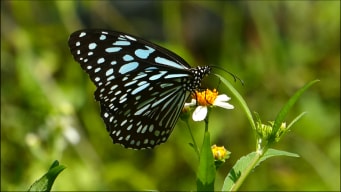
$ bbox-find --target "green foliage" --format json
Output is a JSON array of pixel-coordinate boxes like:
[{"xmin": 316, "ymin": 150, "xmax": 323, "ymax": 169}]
[
  {"xmin": 191, "ymin": 79, "xmax": 316, "ymax": 191},
  {"xmin": 214, "ymin": 73, "xmax": 256, "ymax": 130},
  {"xmin": 222, "ymin": 149, "xmax": 299, "ymax": 191},
  {"xmin": 271, "ymin": 80, "xmax": 320, "ymax": 144},
  {"xmin": 28, "ymin": 160, "xmax": 65, "ymax": 192}
]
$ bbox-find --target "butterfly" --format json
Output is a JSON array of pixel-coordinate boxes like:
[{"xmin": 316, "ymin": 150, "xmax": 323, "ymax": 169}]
[{"xmin": 68, "ymin": 29, "xmax": 211, "ymax": 149}]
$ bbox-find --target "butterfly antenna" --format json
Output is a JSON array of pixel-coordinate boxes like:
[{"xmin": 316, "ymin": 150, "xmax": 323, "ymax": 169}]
[{"xmin": 210, "ymin": 65, "xmax": 244, "ymax": 85}]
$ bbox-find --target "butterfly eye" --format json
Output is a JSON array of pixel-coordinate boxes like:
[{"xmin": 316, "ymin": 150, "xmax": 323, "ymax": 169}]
[{"xmin": 68, "ymin": 29, "xmax": 210, "ymax": 149}]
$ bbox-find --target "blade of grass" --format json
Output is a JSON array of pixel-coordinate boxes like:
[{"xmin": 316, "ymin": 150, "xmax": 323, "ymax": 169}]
[{"xmin": 270, "ymin": 79, "xmax": 320, "ymax": 143}]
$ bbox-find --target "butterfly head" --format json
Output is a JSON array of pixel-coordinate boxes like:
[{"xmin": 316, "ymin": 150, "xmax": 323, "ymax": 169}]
[{"xmin": 188, "ymin": 66, "xmax": 211, "ymax": 91}]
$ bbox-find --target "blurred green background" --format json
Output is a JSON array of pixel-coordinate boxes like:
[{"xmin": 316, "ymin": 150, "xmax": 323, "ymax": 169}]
[{"xmin": 1, "ymin": 1, "xmax": 339, "ymax": 191}]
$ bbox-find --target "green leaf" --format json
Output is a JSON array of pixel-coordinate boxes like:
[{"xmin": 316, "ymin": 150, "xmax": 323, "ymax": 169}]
[
  {"xmin": 222, "ymin": 152, "xmax": 257, "ymax": 191},
  {"xmin": 271, "ymin": 80, "xmax": 320, "ymax": 142},
  {"xmin": 287, "ymin": 112, "xmax": 307, "ymax": 129},
  {"xmin": 260, "ymin": 148, "xmax": 300, "ymax": 162},
  {"xmin": 28, "ymin": 160, "xmax": 66, "ymax": 192},
  {"xmin": 197, "ymin": 132, "xmax": 216, "ymax": 191},
  {"xmin": 222, "ymin": 148, "xmax": 299, "ymax": 191},
  {"xmin": 213, "ymin": 73, "xmax": 256, "ymax": 130}
]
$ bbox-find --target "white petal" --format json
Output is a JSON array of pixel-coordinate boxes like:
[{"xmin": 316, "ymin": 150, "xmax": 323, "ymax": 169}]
[
  {"xmin": 214, "ymin": 101, "xmax": 234, "ymax": 109},
  {"xmin": 184, "ymin": 99, "xmax": 196, "ymax": 107},
  {"xmin": 213, "ymin": 94, "xmax": 234, "ymax": 109},
  {"xmin": 215, "ymin": 94, "xmax": 231, "ymax": 102},
  {"xmin": 192, "ymin": 106, "xmax": 208, "ymax": 121}
]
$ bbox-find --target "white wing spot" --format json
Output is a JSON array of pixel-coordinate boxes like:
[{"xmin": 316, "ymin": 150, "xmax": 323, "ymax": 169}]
[
  {"xmin": 89, "ymin": 43, "xmax": 97, "ymax": 50},
  {"xmin": 79, "ymin": 32, "xmax": 86, "ymax": 37},
  {"xmin": 110, "ymin": 85, "xmax": 118, "ymax": 90},
  {"xmin": 99, "ymin": 34, "xmax": 106, "ymax": 40},
  {"xmin": 141, "ymin": 125, "xmax": 148, "ymax": 134},
  {"xmin": 116, "ymin": 130, "xmax": 121, "ymax": 136},
  {"xmin": 121, "ymin": 119, "xmax": 127, "ymax": 126},
  {"xmin": 97, "ymin": 58, "xmax": 105, "ymax": 64},
  {"xmin": 136, "ymin": 125, "xmax": 143, "ymax": 133},
  {"xmin": 106, "ymin": 68, "xmax": 114, "ymax": 76},
  {"xmin": 94, "ymin": 67, "xmax": 101, "ymax": 73},
  {"xmin": 114, "ymin": 90, "xmax": 122, "ymax": 95},
  {"xmin": 107, "ymin": 75, "xmax": 115, "ymax": 81},
  {"xmin": 124, "ymin": 35, "xmax": 136, "ymax": 41},
  {"xmin": 127, "ymin": 124, "xmax": 133, "ymax": 131}
]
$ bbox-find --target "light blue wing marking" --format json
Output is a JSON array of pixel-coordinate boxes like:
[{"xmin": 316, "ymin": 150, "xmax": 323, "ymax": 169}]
[
  {"xmin": 119, "ymin": 62, "xmax": 139, "ymax": 74},
  {"xmin": 105, "ymin": 47, "xmax": 122, "ymax": 53},
  {"xmin": 132, "ymin": 82, "xmax": 150, "ymax": 95},
  {"xmin": 135, "ymin": 46, "xmax": 155, "ymax": 59},
  {"xmin": 164, "ymin": 74, "xmax": 189, "ymax": 79},
  {"xmin": 149, "ymin": 71, "xmax": 167, "ymax": 80},
  {"xmin": 113, "ymin": 40, "xmax": 131, "ymax": 46},
  {"xmin": 89, "ymin": 43, "xmax": 97, "ymax": 50},
  {"xmin": 123, "ymin": 54, "xmax": 134, "ymax": 61},
  {"xmin": 154, "ymin": 56, "xmax": 187, "ymax": 70}
]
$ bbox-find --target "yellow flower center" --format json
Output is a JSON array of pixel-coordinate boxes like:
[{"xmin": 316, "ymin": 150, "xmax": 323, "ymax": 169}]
[{"xmin": 192, "ymin": 89, "xmax": 219, "ymax": 106}]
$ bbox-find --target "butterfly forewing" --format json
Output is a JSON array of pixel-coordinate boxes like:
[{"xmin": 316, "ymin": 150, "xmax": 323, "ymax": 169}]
[{"xmin": 68, "ymin": 29, "xmax": 210, "ymax": 149}]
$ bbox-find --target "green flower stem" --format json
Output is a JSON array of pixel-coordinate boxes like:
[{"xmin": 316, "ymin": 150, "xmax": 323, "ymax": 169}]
[
  {"xmin": 204, "ymin": 109, "xmax": 210, "ymax": 133},
  {"xmin": 186, "ymin": 120, "xmax": 200, "ymax": 158}
]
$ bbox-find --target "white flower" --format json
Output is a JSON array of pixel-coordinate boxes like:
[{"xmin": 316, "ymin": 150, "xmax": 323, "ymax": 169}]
[{"xmin": 185, "ymin": 89, "xmax": 234, "ymax": 121}]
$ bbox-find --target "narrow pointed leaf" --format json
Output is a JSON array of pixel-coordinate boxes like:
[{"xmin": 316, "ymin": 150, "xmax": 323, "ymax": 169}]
[
  {"xmin": 271, "ymin": 80, "xmax": 319, "ymax": 141},
  {"xmin": 28, "ymin": 160, "xmax": 66, "ymax": 192},
  {"xmin": 214, "ymin": 73, "xmax": 256, "ymax": 130},
  {"xmin": 197, "ymin": 132, "xmax": 216, "ymax": 191}
]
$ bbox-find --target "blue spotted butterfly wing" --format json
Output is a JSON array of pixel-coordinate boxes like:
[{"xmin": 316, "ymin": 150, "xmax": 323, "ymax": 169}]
[{"xmin": 68, "ymin": 29, "xmax": 210, "ymax": 149}]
